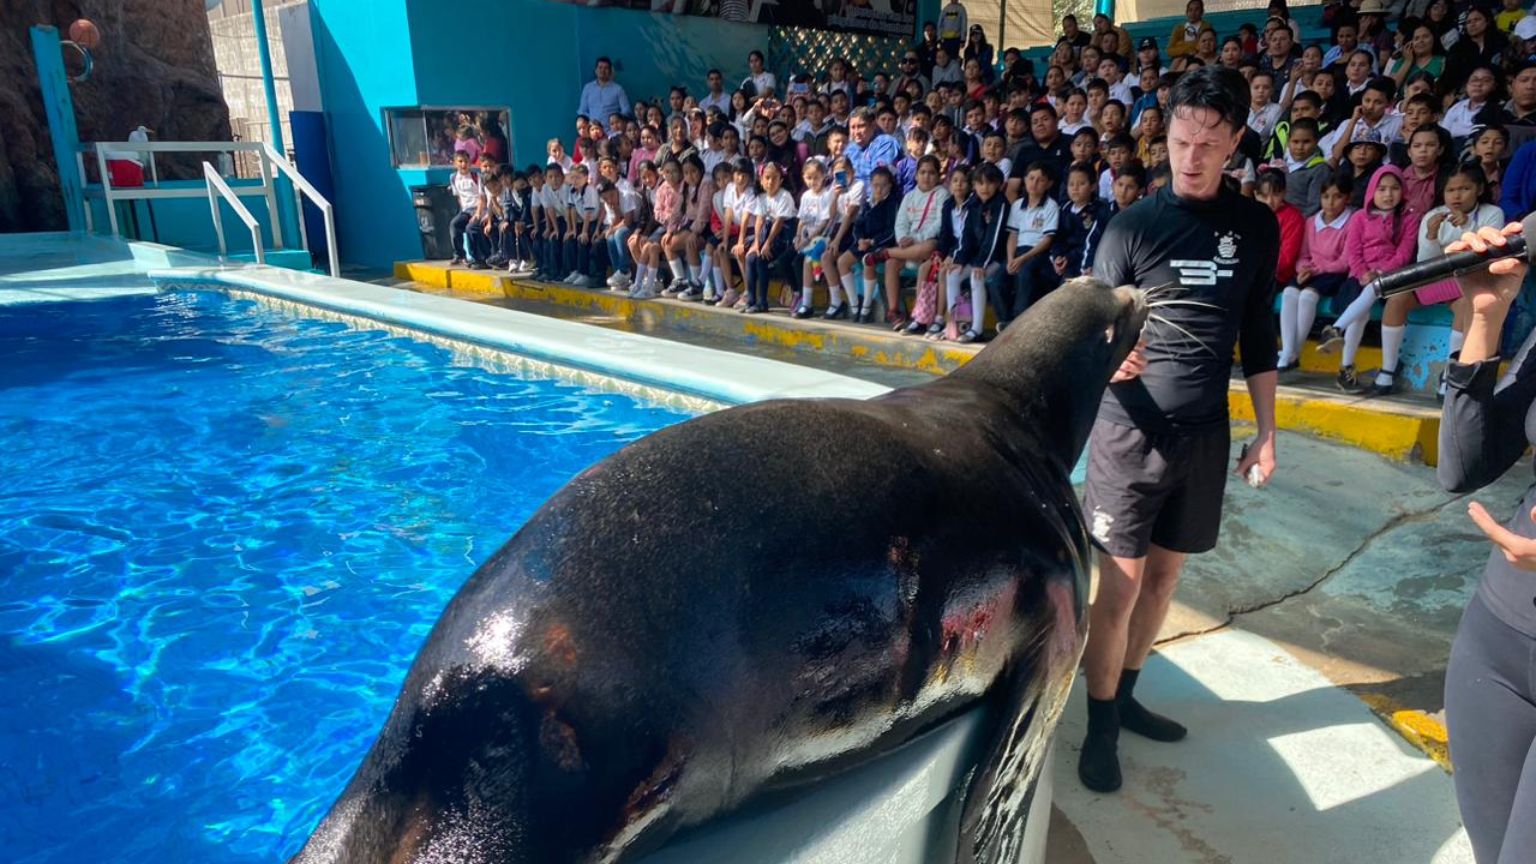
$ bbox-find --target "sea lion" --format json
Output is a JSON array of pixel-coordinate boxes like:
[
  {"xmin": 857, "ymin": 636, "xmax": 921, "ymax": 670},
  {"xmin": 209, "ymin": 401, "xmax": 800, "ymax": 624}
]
[{"xmin": 288, "ymin": 278, "xmax": 1148, "ymax": 864}]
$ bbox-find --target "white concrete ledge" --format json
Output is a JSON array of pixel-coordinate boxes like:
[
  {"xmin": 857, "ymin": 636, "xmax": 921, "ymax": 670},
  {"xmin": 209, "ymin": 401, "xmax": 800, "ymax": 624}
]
[{"xmin": 147, "ymin": 264, "xmax": 891, "ymax": 406}]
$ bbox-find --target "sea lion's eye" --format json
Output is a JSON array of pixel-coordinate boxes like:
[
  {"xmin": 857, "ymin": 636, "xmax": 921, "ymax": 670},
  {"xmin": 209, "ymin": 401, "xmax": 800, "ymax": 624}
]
[{"xmin": 1104, "ymin": 324, "xmax": 1116, "ymax": 344}]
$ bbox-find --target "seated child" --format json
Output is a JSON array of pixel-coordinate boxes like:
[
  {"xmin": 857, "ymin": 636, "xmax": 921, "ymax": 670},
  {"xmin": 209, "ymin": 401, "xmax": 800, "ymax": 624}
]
[
  {"xmin": 1278, "ymin": 175, "xmax": 1355, "ymax": 373},
  {"xmin": 999, "ymin": 161, "xmax": 1061, "ymax": 327}
]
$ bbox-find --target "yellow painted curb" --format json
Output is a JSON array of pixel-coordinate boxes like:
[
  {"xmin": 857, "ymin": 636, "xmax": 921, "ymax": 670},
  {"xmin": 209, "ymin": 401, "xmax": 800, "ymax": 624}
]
[
  {"xmin": 1298, "ymin": 341, "xmax": 1383, "ymax": 375},
  {"xmin": 396, "ymin": 259, "xmax": 1443, "ymax": 465},
  {"xmin": 1229, "ymin": 386, "xmax": 1439, "ymax": 466},
  {"xmin": 393, "ymin": 261, "xmax": 449, "ymax": 289},
  {"xmin": 445, "ymin": 269, "xmax": 510, "ymax": 297},
  {"xmin": 1359, "ymin": 695, "xmax": 1452, "ymax": 771}
]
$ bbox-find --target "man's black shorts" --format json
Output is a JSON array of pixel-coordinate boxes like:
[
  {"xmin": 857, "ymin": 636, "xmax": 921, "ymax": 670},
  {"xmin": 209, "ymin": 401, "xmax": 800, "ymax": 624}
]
[{"xmin": 1081, "ymin": 419, "xmax": 1231, "ymax": 559}]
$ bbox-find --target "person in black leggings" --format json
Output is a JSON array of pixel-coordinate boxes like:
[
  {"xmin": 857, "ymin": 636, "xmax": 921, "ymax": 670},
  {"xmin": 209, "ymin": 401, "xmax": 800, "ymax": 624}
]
[{"xmin": 1436, "ymin": 221, "xmax": 1536, "ymax": 864}]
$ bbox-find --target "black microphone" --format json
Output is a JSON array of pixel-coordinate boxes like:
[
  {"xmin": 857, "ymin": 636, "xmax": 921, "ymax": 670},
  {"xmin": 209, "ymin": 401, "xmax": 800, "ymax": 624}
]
[{"xmin": 1367, "ymin": 218, "xmax": 1532, "ymax": 300}]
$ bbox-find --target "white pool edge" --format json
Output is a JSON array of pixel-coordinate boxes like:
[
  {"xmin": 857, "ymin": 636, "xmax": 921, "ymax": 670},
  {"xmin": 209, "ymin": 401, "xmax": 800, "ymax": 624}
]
[{"xmin": 147, "ymin": 264, "xmax": 891, "ymax": 406}]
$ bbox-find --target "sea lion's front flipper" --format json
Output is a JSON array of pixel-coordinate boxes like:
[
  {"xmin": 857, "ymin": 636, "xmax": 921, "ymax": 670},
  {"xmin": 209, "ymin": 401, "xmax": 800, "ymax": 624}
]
[{"xmin": 953, "ymin": 536, "xmax": 1088, "ymax": 863}]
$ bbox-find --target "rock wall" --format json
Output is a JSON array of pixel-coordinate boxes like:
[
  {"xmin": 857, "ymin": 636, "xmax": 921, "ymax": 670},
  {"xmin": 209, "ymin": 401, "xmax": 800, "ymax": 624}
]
[{"xmin": 0, "ymin": 0, "xmax": 232, "ymax": 232}]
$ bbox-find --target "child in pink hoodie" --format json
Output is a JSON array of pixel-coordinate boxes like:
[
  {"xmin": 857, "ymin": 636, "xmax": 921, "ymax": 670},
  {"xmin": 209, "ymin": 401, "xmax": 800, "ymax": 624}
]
[
  {"xmin": 1278, "ymin": 176, "xmax": 1356, "ymax": 374},
  {"xmin": 1319, "ymin": 164, "xmax": 1420, "ymax": 394}
]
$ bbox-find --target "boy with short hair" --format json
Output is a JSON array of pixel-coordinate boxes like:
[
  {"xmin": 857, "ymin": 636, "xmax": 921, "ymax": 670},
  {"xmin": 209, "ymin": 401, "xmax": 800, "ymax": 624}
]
[
  {"xmin": 1109, "ymin": 162, "xmax": 1146, "ymax": 214},
  {"xmin": 1279, "ymin": 118, "xmax": 1329, "ymax": 216},
  {"xmin": 448, "ymin": 152, "xmax": 489, "ymax": 268},
  {"xmin": 1098, "ymin": 134, "xmax": 1136, "ymax": 200}
]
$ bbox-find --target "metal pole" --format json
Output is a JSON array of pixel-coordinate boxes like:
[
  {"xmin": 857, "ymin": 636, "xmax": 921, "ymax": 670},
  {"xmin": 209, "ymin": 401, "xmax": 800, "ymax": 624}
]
[
  {"xmin": 250, "ymin": 0, "xmax": 298, "ymax": 248},
  {"xmin": 30, "ymin": 26, "xmax": 85, "ymax": 231}
]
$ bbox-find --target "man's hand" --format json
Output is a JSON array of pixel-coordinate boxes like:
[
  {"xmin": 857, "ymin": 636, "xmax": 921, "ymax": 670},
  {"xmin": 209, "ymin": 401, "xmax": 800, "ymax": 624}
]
[
  {"xmin": 1110, "ymin": 340, "xmax": 1148, "ymax": 383},
  {"xmin": 1467, "ymin": 501, "xmax": 1536, "ymax": 571},
  {"xmin": 1234, "ymin": 429, "xmax": 1277, "ymax": 487}
]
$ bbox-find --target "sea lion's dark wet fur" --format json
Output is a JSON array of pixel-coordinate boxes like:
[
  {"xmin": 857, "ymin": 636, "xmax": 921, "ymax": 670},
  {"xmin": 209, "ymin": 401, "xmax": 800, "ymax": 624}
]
[{"xmin": 290, "ymin": 279, "xmax": 1148, "ymax": 864}]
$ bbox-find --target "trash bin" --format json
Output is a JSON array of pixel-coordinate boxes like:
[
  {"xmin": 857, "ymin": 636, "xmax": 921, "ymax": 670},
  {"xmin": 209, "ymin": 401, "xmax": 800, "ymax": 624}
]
[{"xmin": 412, "ymin": 185, "xmax": 458, "ymax": 260}]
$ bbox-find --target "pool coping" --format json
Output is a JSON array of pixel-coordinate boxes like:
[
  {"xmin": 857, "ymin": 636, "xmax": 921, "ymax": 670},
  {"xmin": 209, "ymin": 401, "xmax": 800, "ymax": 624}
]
[{"xmin": 146, "ymin": 263, "xmax": 891, "ymax": 407}]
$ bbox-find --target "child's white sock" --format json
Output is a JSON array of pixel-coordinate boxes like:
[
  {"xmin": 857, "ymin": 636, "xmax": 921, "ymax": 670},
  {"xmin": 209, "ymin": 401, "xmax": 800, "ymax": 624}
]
[
  {"xmin": 945, "ymin": 269, "xmax": 965, "ymax": 311},
  {"xmin": 1379, "ymin": 324, "xmax": 1406, "ymax": 385},
  {"xmin": 688, "ymin": 261, "xmax": 702, "ymax": 284},
  {"xmin": 861, "ymin": 275, "xmax": 878, "ymax": 312},
  {"xmin": 712, "ymin": 265, "xmax": 725, "ymax": 294},
  {"xmin": 668, "ymin": 258, "xmax": 686, "ymax": 284},
  {"xmin": 1342, "ymin": 317, "xmax": 1367, "ymax": 367},
  {"xmin": 840, "ymin": 272, "xmax": 857, "ymax": 306},
  {"xmin": 1333, "ymin": 283, "xmax": 1379, "ymax": 332},
  {"xmin": 801, "ymin": 283, "xmax": 815, "ymax": 307},
  {"xmin": 1279, "ymin": 286, "xmax": 1300, "ymax": 365},
  {"xmin": 1297, "ymin": 289, "xmax": 1321, "ymax": 350},
  {"xmin": 636, "ymin": 264, "xmax": 650, "ymax": 287},
  {"xmin": 969, "ymin": 270, "xmax": 987, "ymax": 330}
]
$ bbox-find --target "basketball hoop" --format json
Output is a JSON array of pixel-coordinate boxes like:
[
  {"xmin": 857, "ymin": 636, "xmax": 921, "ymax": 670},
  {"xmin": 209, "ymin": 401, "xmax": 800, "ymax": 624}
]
[{"xmin": 60, "ymin": 39, "xmax": 93, "ymax": 83}]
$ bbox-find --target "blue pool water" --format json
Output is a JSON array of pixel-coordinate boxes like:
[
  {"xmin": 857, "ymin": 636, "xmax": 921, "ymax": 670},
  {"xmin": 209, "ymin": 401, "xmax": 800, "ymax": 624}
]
[{"xmin": 0, "ymin": 291, "xmax": 695, "ymax": 863}]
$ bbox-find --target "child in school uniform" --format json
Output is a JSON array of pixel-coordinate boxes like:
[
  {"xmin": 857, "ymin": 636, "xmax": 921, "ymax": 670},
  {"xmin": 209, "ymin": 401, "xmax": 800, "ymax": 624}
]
[
  {"xmin": 702, "ymin": 162, "xmax": 732, "ymax": 304},
  {"xmin": 1278, "ymin": 176, "xmax": 1356, "ymax": 374},
  {"xmin": 1000, "ymin": 161, "xmax": 1061, "ymax": 327},
  {"xmin": 949, "ymin": 162, "xmax": 1009, "ymax": 343},
  {"xmin": 743, "ymin": 161, "xmax": 799, "ymax": 314},
  {"xmin": 720, "ymin": 158, "xmax": 759, "ymax": 309},
  {"xmin": 449, "ymin": 152, "xmax": 489, "ymax": 268},
  {"xmin": 821, "ymin": 155, "xmax": 867, "ymax": 319},
  {"xmin": 1317, "ymin": 164, "xmax": 1421, "ymax": 394},
  {"xmin": 916, "ymin": 166, "xmax": 974, "ymax": 339},
  {"xmin": 536, "ymin": 163, "xmax": 567, "ymax": 281},
  {"xmin": 881, "ymin": 154, "xmax": 950, "ymax": 331},
  {"xmin": 672, "ymin": 156, "xmax": 713, "ymax": 301},
  {"xmin": 792, "ymin": 158, "xmax": 839, "ymax": 318},
  {"xmin": 839, "ymin": 167, "xmax": 900, "ymax": 324},
  {"xmin": 1255, "ymin": 168, "xmax": 1305, "ymax": 294},
  {"xmin": 1052, "ymin": 162, "xmax": 1111, "ymax": 280},
  {"xmin": 562, "ymin": 164, "xmax": 602, "ymax": 287},
  {"xmin": 497, "ymin": 169, "xmax": 534, "ymax": 274},
  {"xmin": 525, "ymin": 165, "xmax": 546, "ymax": 275}
]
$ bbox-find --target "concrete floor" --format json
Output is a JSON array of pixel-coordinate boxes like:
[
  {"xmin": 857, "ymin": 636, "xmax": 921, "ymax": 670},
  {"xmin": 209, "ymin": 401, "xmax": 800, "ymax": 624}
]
[{"xmin": 1043, "ymin": 430, "xmax": 1532, "ymax": 863}]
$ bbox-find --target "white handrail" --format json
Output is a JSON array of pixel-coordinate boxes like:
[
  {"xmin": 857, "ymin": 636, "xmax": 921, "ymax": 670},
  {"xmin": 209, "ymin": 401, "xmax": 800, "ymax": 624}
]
[
  {"xmin": 203, "ymin": 162, "xmax": 264, "ymax": 267},
  {"xmin": 260, "ymin": 142, "xmax": 340, "ymax": 278}
]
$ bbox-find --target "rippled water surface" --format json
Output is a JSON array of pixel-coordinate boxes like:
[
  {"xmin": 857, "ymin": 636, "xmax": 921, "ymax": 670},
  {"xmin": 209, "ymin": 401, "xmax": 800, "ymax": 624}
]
[{"xmin": 0, "ymin": 291, "xmax": 694, "ymax": 863}]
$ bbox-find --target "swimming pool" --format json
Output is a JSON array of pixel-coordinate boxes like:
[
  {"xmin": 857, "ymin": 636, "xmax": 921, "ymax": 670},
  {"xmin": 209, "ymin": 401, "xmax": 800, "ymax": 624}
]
[{"xmin": 0, "ymin": 290, "xmax": 696, "ymax": 863}]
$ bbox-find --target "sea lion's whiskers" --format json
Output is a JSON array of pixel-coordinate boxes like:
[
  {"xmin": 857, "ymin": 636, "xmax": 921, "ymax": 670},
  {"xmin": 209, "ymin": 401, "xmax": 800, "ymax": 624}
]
[
  {"xmin": 1146, "ymin": 312, "xmax": 1219, "ymax": 358},
  {"xmin": 1148, "ymin": 298, "xmax": 1225, "ymax": 312}
]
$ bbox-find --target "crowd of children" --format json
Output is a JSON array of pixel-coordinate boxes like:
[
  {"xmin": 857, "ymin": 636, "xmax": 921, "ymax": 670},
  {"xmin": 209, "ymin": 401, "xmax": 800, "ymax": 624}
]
[{"xmin": 441, "ymin": 0, "xmax": 1536, "ymax": 380}]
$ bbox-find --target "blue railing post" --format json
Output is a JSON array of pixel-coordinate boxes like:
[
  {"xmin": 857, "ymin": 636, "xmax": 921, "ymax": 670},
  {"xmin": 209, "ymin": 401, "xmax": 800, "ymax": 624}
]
[
  {"xmin": 30, "ymin": 26, "xmax": 86, "ymax": 232},
  {"xmin": 251, "ymin": 0, "xmax": 299, "ymax": 251},
  {"xmin": 1096, "ymin": 0, "xmax": 1116, "ymax": 19}
]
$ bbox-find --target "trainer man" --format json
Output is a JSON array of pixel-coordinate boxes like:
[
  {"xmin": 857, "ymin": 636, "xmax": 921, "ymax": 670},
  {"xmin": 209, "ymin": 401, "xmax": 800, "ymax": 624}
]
[{"xmin": 1078, "ymin": 65, "xmax": 1280, "ymax": 792}]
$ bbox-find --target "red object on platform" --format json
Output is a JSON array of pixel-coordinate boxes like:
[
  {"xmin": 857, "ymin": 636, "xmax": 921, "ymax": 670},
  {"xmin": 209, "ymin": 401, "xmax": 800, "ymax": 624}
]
[{"xmin": 107, "ymin": 160, "xmax": 143, "ymax": 187}]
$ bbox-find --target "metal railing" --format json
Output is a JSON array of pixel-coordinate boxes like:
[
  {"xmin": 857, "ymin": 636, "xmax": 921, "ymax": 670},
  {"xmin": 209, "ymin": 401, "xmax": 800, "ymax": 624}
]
[
  {"xmin": 203, "ymin": 162, "xmax": 265, "ymax": 267},
  {"xmin": 260, "ymin": 142, "xmax": 339, "ymax": 277},
  {"xmin": 79, "ymin": 139, "xmax": 341, "ymax": 275}
]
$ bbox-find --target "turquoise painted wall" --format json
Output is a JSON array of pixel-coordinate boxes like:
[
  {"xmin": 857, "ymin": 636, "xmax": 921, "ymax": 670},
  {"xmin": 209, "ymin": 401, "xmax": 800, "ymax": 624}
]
[
  {"xmin": 309, "ymin": 0, "xmax": 420, "ymax": 269},
  {"xmin": 311, "ymin": 0, "xmax": 915, "ymax": 268}
]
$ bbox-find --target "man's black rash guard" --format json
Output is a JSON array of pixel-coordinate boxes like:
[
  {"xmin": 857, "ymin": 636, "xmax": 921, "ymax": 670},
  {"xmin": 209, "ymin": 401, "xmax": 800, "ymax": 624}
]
[{"xmin": 1093, "ymin": 185, "xmax": 1280, "ymax": 433}]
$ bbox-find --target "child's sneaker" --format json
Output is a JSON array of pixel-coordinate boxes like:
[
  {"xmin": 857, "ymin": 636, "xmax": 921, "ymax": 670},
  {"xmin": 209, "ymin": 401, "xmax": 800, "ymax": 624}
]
[
  {"xmin": 1336, "ymin": 364, "xmax": 1364, "ymax": 394},
  {"xmin": 450, "ymin": 255, "xmax": 465, "ymax": 266},
  {"xmin": 1315, "ymin": 325, "xmax": 1343, "ymax": 354},
  {"xmin": 606, "ymin": 272, "xmax": 625, "ymax": 288},
  {"xmin": 680, "ymin": 283, "xmax": 703, "ymax": 301}
]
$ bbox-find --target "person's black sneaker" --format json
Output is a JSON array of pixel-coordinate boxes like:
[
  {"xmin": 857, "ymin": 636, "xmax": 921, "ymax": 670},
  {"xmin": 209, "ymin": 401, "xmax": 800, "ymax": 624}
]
[{"xmin": 1078, "ymin": 731, "xmax": 1122, "ymax": 793}]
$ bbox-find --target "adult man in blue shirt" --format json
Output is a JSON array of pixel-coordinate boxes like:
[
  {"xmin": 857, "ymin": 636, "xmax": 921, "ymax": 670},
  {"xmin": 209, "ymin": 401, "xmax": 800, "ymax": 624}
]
[
  {"xmin": 577, "ymin": 57, "xmax": 631, "ymax": 123},
  {"xmin": 844, "ymin": 107, "xmax": 901, "ymax": 201}
]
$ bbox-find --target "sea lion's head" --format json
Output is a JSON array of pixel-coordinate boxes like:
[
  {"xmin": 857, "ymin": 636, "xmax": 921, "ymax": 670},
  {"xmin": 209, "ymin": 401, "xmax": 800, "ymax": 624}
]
[{"xmin": 954, "ymin": 277, "xmax": 1147, "ymax": 466}]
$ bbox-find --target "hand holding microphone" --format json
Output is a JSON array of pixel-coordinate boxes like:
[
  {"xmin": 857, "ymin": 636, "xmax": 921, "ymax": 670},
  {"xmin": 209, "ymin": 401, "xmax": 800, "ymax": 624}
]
[{"xmin": 1366, "ymin": 219, "xmax": 1529, "ymax": 302}]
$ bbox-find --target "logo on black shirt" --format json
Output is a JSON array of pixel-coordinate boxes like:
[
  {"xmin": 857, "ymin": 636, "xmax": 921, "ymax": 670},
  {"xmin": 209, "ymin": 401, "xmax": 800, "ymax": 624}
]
[{"xmin": 1215, "ymin": 231, "xmax": 1240, "ymax": 265}]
